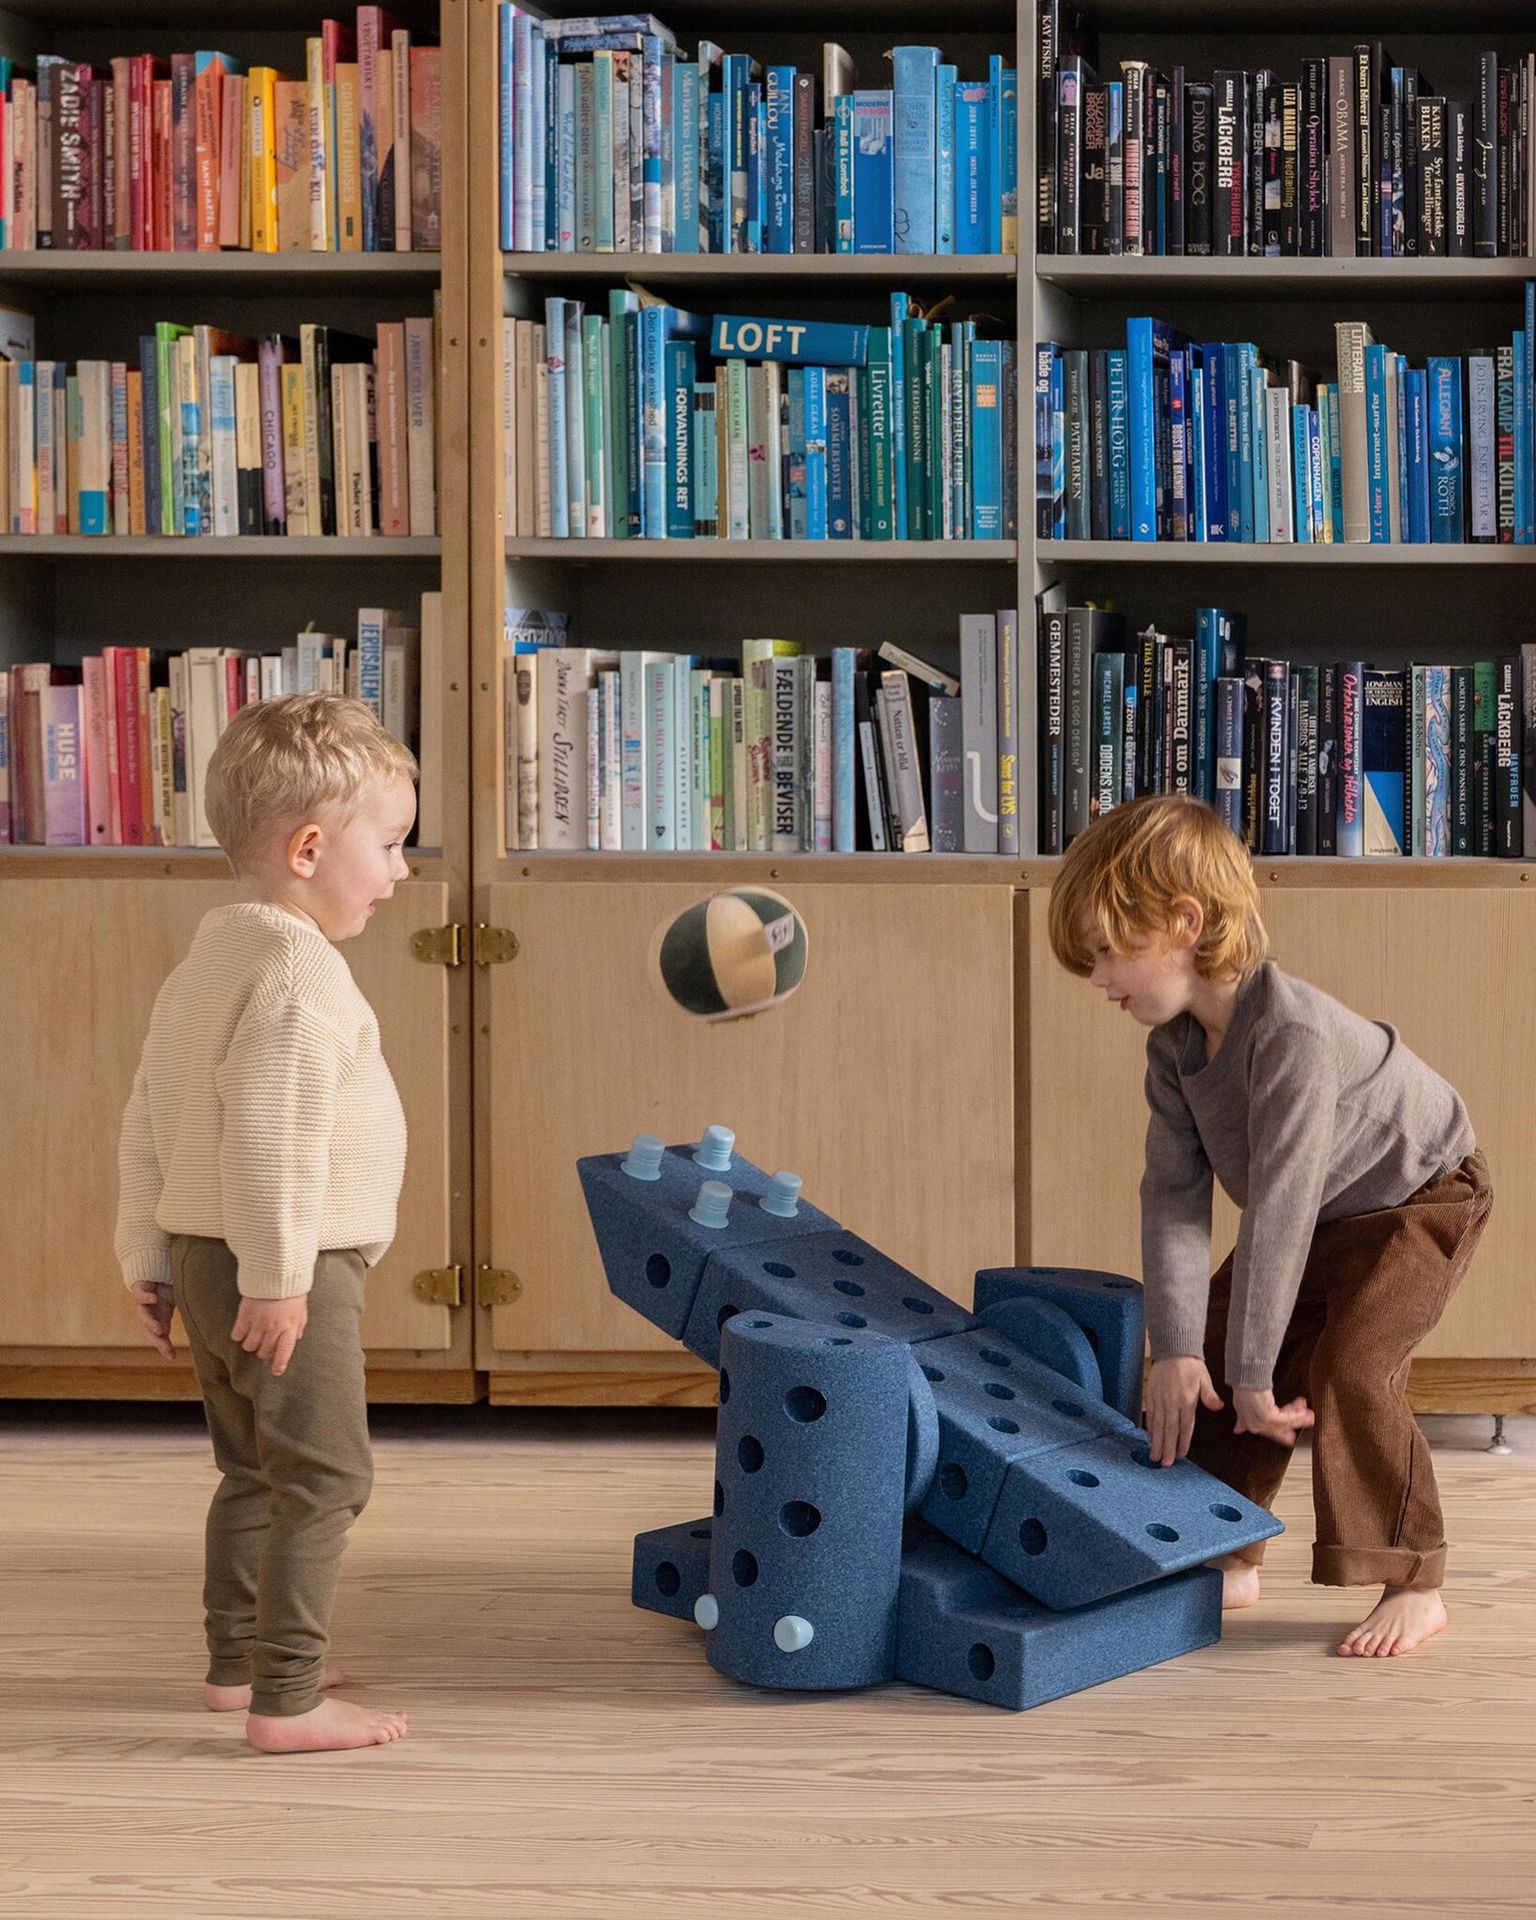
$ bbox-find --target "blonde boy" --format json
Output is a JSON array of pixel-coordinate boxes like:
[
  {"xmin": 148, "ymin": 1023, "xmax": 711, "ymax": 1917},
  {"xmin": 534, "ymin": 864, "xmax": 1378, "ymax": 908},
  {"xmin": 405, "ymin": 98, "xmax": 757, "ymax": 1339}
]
[
  {"xmin": 115, "ymin": 693, "xmax": 417, "ymax": 1752},
  {"xmin": 1048, "ymin": 795, "xmax": 1491, "ymax": 1658}
]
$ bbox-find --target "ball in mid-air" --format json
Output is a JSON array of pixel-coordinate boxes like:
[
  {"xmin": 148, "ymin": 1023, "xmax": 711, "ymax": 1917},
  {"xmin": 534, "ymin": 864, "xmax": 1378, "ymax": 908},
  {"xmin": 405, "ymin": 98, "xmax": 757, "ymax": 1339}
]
[{"xmin": 651, "ymin": 887, "xmax": 809, "ymax": 1022}]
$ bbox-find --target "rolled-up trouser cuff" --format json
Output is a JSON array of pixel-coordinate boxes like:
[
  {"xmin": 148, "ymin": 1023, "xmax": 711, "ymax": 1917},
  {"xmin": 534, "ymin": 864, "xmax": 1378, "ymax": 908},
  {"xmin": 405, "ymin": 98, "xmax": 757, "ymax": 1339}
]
[
  {"xmin": 250, "ymin": 1686, "xmax": 324, "ymax": 1718},
  {"xmin": 205, "ymin": 1657, "xmax": 253, "ymax": 1687},
  {"xmin": 1313, "ymin": 1543, "xmax": 1446, "ymax": 1590}
]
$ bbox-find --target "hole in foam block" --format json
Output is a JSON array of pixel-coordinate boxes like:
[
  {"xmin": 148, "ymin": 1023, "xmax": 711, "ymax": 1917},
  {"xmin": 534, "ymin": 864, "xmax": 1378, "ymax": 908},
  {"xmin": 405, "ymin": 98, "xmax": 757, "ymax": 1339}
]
[
  {"xmin": 836, "ymin": 1312, "xmax": 867, "ymax": 1329},
  {"xmin": 902, "ymin": 1297, "xmax": 934, "ymax": 1315},
  {"xmin": 784, "ymin": 1385, "xmax": 827, "ymax": 1424},
  {"xmin": 988, "ymin": 1416, "xmax": 1019, "ymax": 1434},
  {"xmin": 719, "ymin": 1369, "xmax": 731, "ymax": 1405},
  {"xmin": 833, "ymin": 1278, "xmax": 865, "ymax": 1297},
  {"xmin": 921, "ymin": 1365, "xmax": 945, "ymax": 1383},
  {"xmin": 646, "ymin": 1254, "xmax": 671, "ymax": 1289},
  {"xmin": 823, "ymin": 1337, "xmax": 852, "ymax": 1346},
  {"xmin": 764, "ymin": 1262, "xmax": 796, "ymax": 1279},
  {"xmin": 984, "ymin": 1382, "xmax": 1016, "ymax": 1401},
  {"xmin": 967, "ymin": 1643, "xmax": 996, "ymax": 1682},
  {"xmin": 733, "ymin": 1549, "xmax": 759, "ymax": 1587},
  {"xmin": 1052, "ymin": 1399, "xmax": 1085, "ymax": 1418},
  {"xmin": 713, "ymin": 1481, "xmax": 724, "ymax": 1516},
  {"xmin": 1210, "ymin": 1503, "xmax": 1243, "ymax": 1523},
  {"xmin": 690, "ymin": 1527, "xmax": 712, "ymax": 1539},
  {"xmin": 738, "ymin": 1435, "xmax": 765, "ymax": 1473},
  {"xmin": 1147, "ymin": 1523, "xmax": 1180, "ymax": 1542},
  {"xmin": 939, "ymin": 1462, "xmax": 969, "ymax": 1500},
  {"xmin": 655, "ymin": 1562, "xmax": 681, "ymax": 1597},
  {"xmin": 779, "ymin": 1501, "xmax": 821, "ymax": 1537},
  {"xmin": 833, "ymin": 1249, "xmax": 864, "ymax": 1267},
  {"xmin": 1017, "ymin": 1519, "xmax": 1048, "ymax": 1556},
  {"xmin": 979, "ymin": 1348, "xmax": 1011, "ymax": 1367},
  {"xmin": 1067, "ymin": 1469, "xmax": 1100, "ymax": 1487},
  {"xmin": 716, "ymin": 1302, "xmax": 741, "ymax": 1331}
]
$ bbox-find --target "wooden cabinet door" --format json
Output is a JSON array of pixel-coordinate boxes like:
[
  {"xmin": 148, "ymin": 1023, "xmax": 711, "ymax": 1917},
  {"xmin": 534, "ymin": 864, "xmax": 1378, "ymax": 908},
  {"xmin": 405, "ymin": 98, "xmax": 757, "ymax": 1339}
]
[
  {"xmin": 0, "ymin": 879, "xmax": 457, "ymax": 1359},
  {"xmin": 480, "ymin": 880, "xmax": 1018, "ymax": 1362},
  {"xmin": 1025, "ymin": 887, "xmax": 1536, "ymax": 1359}
]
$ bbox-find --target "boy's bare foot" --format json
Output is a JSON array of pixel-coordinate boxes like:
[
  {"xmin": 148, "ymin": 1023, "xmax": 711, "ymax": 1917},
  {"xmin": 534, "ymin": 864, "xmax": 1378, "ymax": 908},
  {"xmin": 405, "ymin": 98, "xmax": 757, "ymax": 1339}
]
[
  {"xmin": 1208, "ymin": 1552, "xmax": 1262, "ymax": 1609},
  {"xmin": 203, "ymin": 1663, "xmax": 345, "ymax": 1712},
  {"xmin": 246, "ymin": 1695, "xmax": 408, "ymax": 1753},
  {"xmin": 1337, "ymin": 1586, "xmax": 1447, "ymax": 1657}
]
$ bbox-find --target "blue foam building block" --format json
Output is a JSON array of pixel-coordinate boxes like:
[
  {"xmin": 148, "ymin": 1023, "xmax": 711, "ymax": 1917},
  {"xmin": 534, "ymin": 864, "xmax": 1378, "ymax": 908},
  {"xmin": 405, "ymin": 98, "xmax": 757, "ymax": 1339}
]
[
  {"xmin": 975, "ymin": 1266, "xmax": 1147, "ymax": 1425},
  {"xmin": 976, "ymin": 1296, "xmax": 1103, "ymax": 1400},
  {"xmin": 895, "ymin": 1527, "xmax": 1223, "ymax": 1710},
  {"xmin": 578, "ymin": 1140, "xmax": 838, "ymax": 1343},
  {"xmin": 914, "ymin": 1326, "xmax": 1139, "ymax": 1554},
  {"xmin": 702, "ymin": 1312, "xmax": 909, "ymax": 1690},
  {"xmin": 980, "ymin": 1430, "xmax": 1284, "ymax": 1609},
  {"xmin": 633, "ymin": 1517, "xmax": 716, "ymax": 1621},
  {"xmin": 684, "ymin": 1228, "xmax": 975, "ymax": 1372}
]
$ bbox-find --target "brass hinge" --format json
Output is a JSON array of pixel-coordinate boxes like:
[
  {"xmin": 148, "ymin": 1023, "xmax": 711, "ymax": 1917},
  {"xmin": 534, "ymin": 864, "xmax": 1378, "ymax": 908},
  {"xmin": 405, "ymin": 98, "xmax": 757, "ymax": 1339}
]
[
  {"xmin": 413, "ymin": 1265, "xmax": 463, "ymax": 1307},
  {"xmin": 474, "ymin": 924, "xmax": 519, "ymax": 966},
  {"xmin": 412, "ymin": 924, "xmax": 465, "ymax": 967},
  {"xmin": 476, "ymin": 1266, "xmax": 522, "ymax": 1308}
]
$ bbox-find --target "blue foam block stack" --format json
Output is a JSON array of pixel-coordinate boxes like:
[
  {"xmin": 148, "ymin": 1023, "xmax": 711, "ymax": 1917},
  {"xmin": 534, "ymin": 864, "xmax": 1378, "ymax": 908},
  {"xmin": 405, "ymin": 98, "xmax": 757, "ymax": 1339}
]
[
  {"xmin": 914, "ymin": 1326, "xmax": 1138, "ymax": 1554},
  {"xmin": 685, "ymin": 1228, "xmax": 975, "ymax": 1372},
  {"xmin": 702, "ymin": 1312, "xmax": 910, "ymax": 1690},
  {"xmin": 980, "ymin": 1431, "xmax": 1285, "ymax": 1609},
  {"xmin": 975, "ymin": 1266, "xmax": 1149, "ymax": 1426},
  {"xmin": 976, "ymin": 1296, "xmax": 1104, "ymax": 1400},
  {"xmin": 578, "ymin": 1134, "xmax": 836, "ymax": 1343},
  {"xmin": 896, "ymin": 1526, "xmax": 1223, "ymax": 1709},
  {"xmin": 632, "ymin": 1518, "xmax": 716, "ymax": 1622}
]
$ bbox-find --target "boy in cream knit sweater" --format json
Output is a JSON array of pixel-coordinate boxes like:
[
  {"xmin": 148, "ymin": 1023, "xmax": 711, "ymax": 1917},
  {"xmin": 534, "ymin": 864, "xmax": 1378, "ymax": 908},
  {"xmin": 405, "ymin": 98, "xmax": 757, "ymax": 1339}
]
[{"xmin": 115, "ymin": 693, "xmax": 417, "ymax": 1754}]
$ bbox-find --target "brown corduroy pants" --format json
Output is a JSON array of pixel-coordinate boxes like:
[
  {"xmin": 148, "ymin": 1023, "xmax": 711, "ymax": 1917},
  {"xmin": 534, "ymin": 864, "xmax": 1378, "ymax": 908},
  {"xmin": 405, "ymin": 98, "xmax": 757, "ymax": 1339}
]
[
  {"xmin": 171, "ymin": 1236, "xmax": 374, "ymax": 1717},
  {"xmin": 1185, "ymin": 1150, "xmax": 1492, "ymax": 1592}
]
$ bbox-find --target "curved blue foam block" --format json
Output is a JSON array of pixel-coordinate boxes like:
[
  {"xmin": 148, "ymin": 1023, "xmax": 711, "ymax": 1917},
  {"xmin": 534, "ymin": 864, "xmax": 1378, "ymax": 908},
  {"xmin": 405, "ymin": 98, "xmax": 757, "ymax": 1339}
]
[
  {"xmin": 704, "ymin": 1313, "xmax": 909, "ymax": 1691},
  {"xmin": 896, "ymin": 1527, "xmax": 1223, "ymax": 1710},
  {"xmin": 633, "ymin": 1517, "xmax": 716, "ymax": 1621},
  {"xmin": 684, "ymin": 1228, "xmax": 975, "ymax": 1372},
  {"xmin": 578, "ymin": 1141, "xmax": 838, "ymax": 1344},
  {"xmin": 974, "ymin": 1266, "xmax": 1147, "ymax": 1425},
  {"xmin": 980, "ymin": 1297, "xmax": 1103, "ymax": 1401},
  {"xmin": 913, "ymin": 1326, "xmax": 1139, "ymax": 1555},
  {"xmin": 903, "ymin": 1354, "xmax": 940, "ymax": 1512},
  {"xmin": 980, "ymin": 1430, "xmax": 1284, "ymax": 1610}
]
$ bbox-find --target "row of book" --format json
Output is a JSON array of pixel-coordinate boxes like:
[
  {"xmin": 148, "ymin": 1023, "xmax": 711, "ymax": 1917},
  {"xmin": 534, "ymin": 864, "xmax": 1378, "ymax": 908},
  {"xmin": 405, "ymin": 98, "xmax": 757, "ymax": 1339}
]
[
  {"xmin": 1033, "ymin": 598, "xmax": 1536, "ymax": 861},
  {"xmin": 1038, "ymin": 12, "xmax": 1536, "ymax": 260},
  {"xmin": 1038, "ymin": 290, "xmax": 1536, "ymax": 544},
  {"xmin": 501, "ymin": 616, "xmax": 999, "ymax": 854},
  {"xmin": 506, "ymin": 296, "xmax": 1015, "ymax": 541},
  {"xmin": 0, "ymin": 313, "xmax": 438, "ymax": 539},
  {"xmin": 500, "ymin": 11, "xmax": 1017, "ymax": 256},
  {"xmin": 0, "ymin": 14, "xmax": 442, "ymax": 253},
  {"xmin": 0, "ymin": 596, "xmax": 443, "ymax": 849}
]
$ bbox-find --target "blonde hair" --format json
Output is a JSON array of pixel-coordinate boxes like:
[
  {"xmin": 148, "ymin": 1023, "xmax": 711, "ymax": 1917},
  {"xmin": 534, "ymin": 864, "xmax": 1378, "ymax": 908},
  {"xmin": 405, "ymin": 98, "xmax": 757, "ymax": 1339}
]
[
  {"xmin": 1047, "ymin": 794, "xmax": 1267, "ymax": 982},
  {"xmin": 204, "ymin": 692, "xmax": 418, "ymax": 874}
]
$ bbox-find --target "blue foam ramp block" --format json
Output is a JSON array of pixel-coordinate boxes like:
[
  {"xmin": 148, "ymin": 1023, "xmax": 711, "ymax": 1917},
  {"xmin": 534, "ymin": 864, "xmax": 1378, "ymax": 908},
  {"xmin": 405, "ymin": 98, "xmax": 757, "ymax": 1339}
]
[
  {"xmin": 633, "ymin": 1517, "xmax": 716, "ymax": 1621},
  {"xmin": 980, "ymin": 1431, "xmax": 1284, "ymax": 1610},
  {"xmin": 683, "ymin": 1228, "xmax": 975, "ymax": 1373},
  {"xmin": 977, "ymin": 1296, "xmax": 1103, "ymax": 1400},
  {"xmin": 703, "ymin": 1313, "xmax": 908, "ymax": 1690},
  {"xmin": 895, "ymin": 1527, "xmax": 1223, "ymax": 1710},
  {"xmin": 579, "ymin": 1141, "xmax": 839, "ymax": 1344},
  {"xmin": 975, "ymin": 1266, "xmax": 1147, "ymax": 1425},
  {"xmin": 914, "ymin": 1326, "xmax": 1140, "ymax": 1555}
]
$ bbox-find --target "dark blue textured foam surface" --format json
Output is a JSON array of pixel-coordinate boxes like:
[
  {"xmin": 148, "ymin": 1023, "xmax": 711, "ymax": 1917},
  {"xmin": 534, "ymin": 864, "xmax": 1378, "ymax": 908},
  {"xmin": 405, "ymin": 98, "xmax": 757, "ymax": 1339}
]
[
  {"xmin": 974, "ymin": 1267, "xmax": 1148, "ymax": 1426},
  {"xmin": 632, "ymin": 1518, "xmax": 715, "ymax": 1621}
]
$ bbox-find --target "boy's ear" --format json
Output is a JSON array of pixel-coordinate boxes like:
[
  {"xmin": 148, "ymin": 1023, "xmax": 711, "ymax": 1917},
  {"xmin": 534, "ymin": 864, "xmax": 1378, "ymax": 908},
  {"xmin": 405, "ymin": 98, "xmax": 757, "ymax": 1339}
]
[
  {"xmin": 286, "ymin": 821, "xmax": 323, "ymax": 878},
  {"xmin": 1170, "ymin": 894, "xmax": 1205, "ymax": 949}
]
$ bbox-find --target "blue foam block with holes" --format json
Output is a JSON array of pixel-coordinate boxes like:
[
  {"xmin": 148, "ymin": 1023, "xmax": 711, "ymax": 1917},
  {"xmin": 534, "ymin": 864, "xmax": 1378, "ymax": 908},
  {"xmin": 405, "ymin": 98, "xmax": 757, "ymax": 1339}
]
[
  {"xmin": 578, "ymin": 1141, "xmax": 838, "ymax": 1343},
  {"xmin": 683, "ymin": 1229, "xmax": 975, "ymax": 1372},
  {"xmin": 973, "ymin": 1267, "xmax": 1148, "ymax": 1426},
  {"xmin": 895, "ymin": 1526, "xmax": 1223, "ymax": 1710},
  {"xmin": 703, "ymin": 1312, "xmax": 909, "ymax": 1690},
  {"xmin": 976, "ymin": 1297, "xmax": 1103, "ymax": 1400},
  {"xmin": 632, "ymin": 1517, "xmax": 716, "ymax": 1621},
  {"xmin": 914, "ymin": 1326, "xmax": 1139, "ymax": 1553},
  {"xmin": 980, "ymin": 1430, "xmax": 1284, "ymax": 1609}
]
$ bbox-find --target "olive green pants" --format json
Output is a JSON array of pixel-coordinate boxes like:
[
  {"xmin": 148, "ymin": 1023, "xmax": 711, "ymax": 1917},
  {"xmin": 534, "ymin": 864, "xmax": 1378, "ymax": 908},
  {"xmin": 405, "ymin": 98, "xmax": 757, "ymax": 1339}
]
[{"xmin": 171, "ymin": 1236, "xmax": 373, "ymax": 1717}]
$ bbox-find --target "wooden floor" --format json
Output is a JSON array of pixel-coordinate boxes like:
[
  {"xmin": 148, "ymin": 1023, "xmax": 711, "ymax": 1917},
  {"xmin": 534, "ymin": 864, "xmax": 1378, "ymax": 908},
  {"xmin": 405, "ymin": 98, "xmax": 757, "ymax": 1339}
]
[{"xmin": 2, "ymin": 1404, "xmax": 1534, "ymax": 1919}]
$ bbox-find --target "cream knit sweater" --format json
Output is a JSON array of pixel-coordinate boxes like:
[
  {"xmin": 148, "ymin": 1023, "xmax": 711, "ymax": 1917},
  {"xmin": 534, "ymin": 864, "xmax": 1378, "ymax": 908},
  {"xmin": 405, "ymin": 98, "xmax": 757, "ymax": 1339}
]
[{"xmin": 115, "ymin": 902, "xmax": 407, "ymax": 1300}]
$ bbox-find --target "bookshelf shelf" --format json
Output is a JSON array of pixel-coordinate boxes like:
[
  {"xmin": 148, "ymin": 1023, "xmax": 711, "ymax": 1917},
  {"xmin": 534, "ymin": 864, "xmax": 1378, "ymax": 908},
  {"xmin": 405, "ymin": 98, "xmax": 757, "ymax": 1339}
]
[
  {"xmin": 503, "ymin": 253, "xmax": 1017, "ymax": 287},
  {"xmin": 504, "ymin": 537, "xmax": 1018, "ymax": 563},
  {"xmin": 0, "ymin": 846, "xmax": 449, "ymax": 876},
  {"xmin": 1072, "ymin": 0, "xmax": 1533, "ymax": 25},
  {"xmin": 1038, "ymin": 541, "xmax": 1536, "ymax": 566},
  {"xmin": 0, "ymin": 536, "xmax": 442, "ymax": 558},
  {"xmin": 1037, "ymin": 258, "xmax": 1536, "ymax": 301},
  {"xmin": 0, "ymin": 254, "xmax": 443, "ymax": 293}
]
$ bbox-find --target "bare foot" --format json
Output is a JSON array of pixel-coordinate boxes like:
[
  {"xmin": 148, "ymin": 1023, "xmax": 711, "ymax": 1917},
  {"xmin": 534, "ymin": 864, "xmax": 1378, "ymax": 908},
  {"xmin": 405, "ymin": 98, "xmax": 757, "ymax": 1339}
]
[
  {"xmin": 246, "ymin": 1694, "xmax": 408, "ymax": 1754},
  {"xmin": 1207, "ymin": 1552, "xmax": 1262, "ymax": 1610},
  {"xmin": 203, "ymin": 1663, "xmax": 345, "ymax": 1712},
  {"xmin": 1337, "ymin": 1586, "xmax": 1447, "ymax": 1658}
]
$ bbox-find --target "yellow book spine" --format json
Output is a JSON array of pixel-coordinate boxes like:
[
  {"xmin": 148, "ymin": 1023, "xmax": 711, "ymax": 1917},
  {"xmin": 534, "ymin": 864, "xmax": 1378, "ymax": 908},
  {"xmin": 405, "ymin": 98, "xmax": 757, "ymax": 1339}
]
[
  {"xmin": 249, "ymin": 67, "xmax": 280, "ymax": 253},
  {"xmin": 281, "ymin": 362, "xmax": 309, "ymax": 536},
  {"xmin": 306, "ymin": 39, "xmax": 331, "ymax": 251},
  {"xmin": 336, "ymin": 63, "xmax": 362, "ymax": 252}
]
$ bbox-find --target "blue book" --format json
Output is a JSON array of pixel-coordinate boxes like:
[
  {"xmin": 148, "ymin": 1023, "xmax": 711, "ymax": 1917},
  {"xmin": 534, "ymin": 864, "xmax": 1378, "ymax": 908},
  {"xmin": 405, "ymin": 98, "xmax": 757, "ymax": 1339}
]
[
  {"xmin": 710, "ymin": 314, "xmax": 870, "ymax": 365},
  {"xmin": 1239, "ymin": 346, "xmax": 1260, "ymax": 543},
  {"xmin": 1308, "ymin": 405, "xmax": 1324, "ymax": 546},
  {"xmin": 1167, "ymin": 348, "xmax": 1190, "ymax": 539},
  {"xmin": 691, "ymin": 381, "xmax": 717, "ymax": 533},
  {"xmin": 892, "ymin": 46, "xmax": 938, "ymax": 253},
  {"xmin": 1365, "ymin": 343, "xmax": 1390, "ymax": 542},
  {"xmin": 832, "ymin": 646, "xmax": 856, "ymax": 851},
  {"xmin": 1406, "ymin": 367, "xmax": 1429, "ymax": 543},
  {"xmin": 745, "ymin": 80, "xmax": 763, "ymax": 252},
  {"xmin": 1034, "ymin": 341, "xmax": 1054, "ymax": 534},
  {"xmin": 673, "ymin": 63, "xmax": 699, "ymax": 252},
  {"xmin": 1193, "ymin": 609, "xmax": 1223, "ymax": 800},
  {"xmin": 564, "ymin": 301, "xmax": 587, "ymax": 534},
  {"xmin": 1000, "ymin": 66, "xmax": 1018, "ymax": 252},
  {"xmin": 666, "ymin": 341, "xmax": 694, "ymax": 537},
  {"xmin": 606, "ymin": 288, "xmax": 638, "ymax": 534},
  {"xmin": 1190, "ymin": 351, "xmax": 1208, "ymax": 540},
  {"xmin": 764, "ymin": 66, "xmax": 794, "ymax": 252},
  {"xmin": 498, "ymin": 4, "xmax": 516, "ymax": 248},
  {"xmin": 851, "ymin": 90, "xmax": 894, "ymax": 252},
  {"xmin": 1515, "ymin": 329, "xmax": 1532, "ymax": 543},
  {"xmin": 1125, "ymin": 315, "xmax": 1191, "ymax": 542},
  {"xmin": 889, "ymin": 291, "xmax": 909, "ymax": 537},
  {"xmin": 786, "ymin": 366, "xmax": 808, "ymax": 538},
  {"xmin": 543, "ymin": 44, "xmax": 562, "ymax": 247},
  {"xmin": 645, "ymin": 658, "xmax": 676, "ymax": 846},
  {"xmin": 1394, "ymin": 352, "xmax": 1411, "ymax": 544},
  {"xmin": 1214, "ymin": 676, "xmax": 1244, "ymax": 835},
  {"xmin": 935, "ymin": 65, "xmax": 957, "ymax": 252},
  {"xmin": 1427, "ymin": 356, "xmax": 1464, "ymax": 543},
  {"xmin": 706, "ymin": 87, "xmax": 724, "ymax": 251},
  {"xmin": 1105, "ymin": 349, "xmax": 1129, "ymax": 540},
  {"xmin": 826, "ymin": 369, "xmax": 854, "ymax": 537},
  {"xmin": 986, "ymin": 55, "xmax": 1005, "ymax": 252},
  {"xmin": 1361, "ymin": 667, "xmax": 1406, "ymax": 855},
  {"xmin": 1200, "ymin": 345, "xmax": 1227, "ymax": 542},
  {"xmin": 640, "ymin": 304, "xmax": 667, "ymax": 535},
  {"xmin": 803, "ymin": 365, "xmax": 829, "ymax": 538},
  {"xmin": 833, "ymin": 94, "xmax": 854, "ymax": 252},
  {"xmin": 954, "ymin": 81, "xmax": 988, "ymax": 253},
  {"xmin": 1326, "ymin": 384, "xmax": 1345, "ymax": 540},
  {"xmin": 1049, "ymin": 352, "xmax": 1065, "ymax": 540},
  {"xmin": 1293, "ymin": 403, "xmax": 1312, "ymax": 543},
  {"xmin": 969, "ymin": 336, "xmax": 1003, "ymax": 538}
]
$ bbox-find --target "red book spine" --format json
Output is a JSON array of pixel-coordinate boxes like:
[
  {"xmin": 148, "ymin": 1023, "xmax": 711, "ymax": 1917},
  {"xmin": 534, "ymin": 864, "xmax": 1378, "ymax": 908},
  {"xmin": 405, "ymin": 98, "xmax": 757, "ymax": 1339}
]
[
  {"xmin": 170, "ymin": 52, "xmax": 195, "ymax": 250},
  {"xmin": 107, "ymin": 646, "xmax": 143, "ymax": 844}
]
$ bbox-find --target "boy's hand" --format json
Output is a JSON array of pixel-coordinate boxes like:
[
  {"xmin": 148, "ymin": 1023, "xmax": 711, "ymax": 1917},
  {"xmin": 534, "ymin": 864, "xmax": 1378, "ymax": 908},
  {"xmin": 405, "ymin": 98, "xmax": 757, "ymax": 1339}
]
[
  {"xmin": 1233, "ymin": 1385, "xmax": 1315, "ymax": 1448},
  {"xmin": 1145, "ymin": 1355, "xmax": 1225, "ymax": 1466},
  {"xmin": 231, "ymin": 1295, "xmax": 309, "ymax": 1377},
  {"xmin": 130, "ymin": 1281, "xmax": 176, "ymax": 1360}
]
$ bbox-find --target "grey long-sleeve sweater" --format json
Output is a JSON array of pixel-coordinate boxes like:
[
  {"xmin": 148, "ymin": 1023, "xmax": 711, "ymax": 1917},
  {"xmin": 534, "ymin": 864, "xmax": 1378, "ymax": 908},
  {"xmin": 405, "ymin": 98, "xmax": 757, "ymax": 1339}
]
[{"xmin": 1140, "ymin": 960, "xmax": 1475, "ymax": 1389}]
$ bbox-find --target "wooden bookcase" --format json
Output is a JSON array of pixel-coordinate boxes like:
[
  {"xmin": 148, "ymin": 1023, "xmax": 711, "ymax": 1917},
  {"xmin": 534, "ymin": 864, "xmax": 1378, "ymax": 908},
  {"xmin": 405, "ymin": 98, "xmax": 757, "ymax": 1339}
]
[{"xmin": 1, "ymin": 0, "xmax": 1531, "ymax": 1419}]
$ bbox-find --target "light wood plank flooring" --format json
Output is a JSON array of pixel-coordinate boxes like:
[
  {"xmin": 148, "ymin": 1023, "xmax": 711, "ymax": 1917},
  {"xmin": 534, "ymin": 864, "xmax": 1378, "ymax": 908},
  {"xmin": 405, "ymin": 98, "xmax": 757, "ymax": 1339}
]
[{"xmin": 2, "ymin": 1405, "xmax": 1533, "ymax": 1918}]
